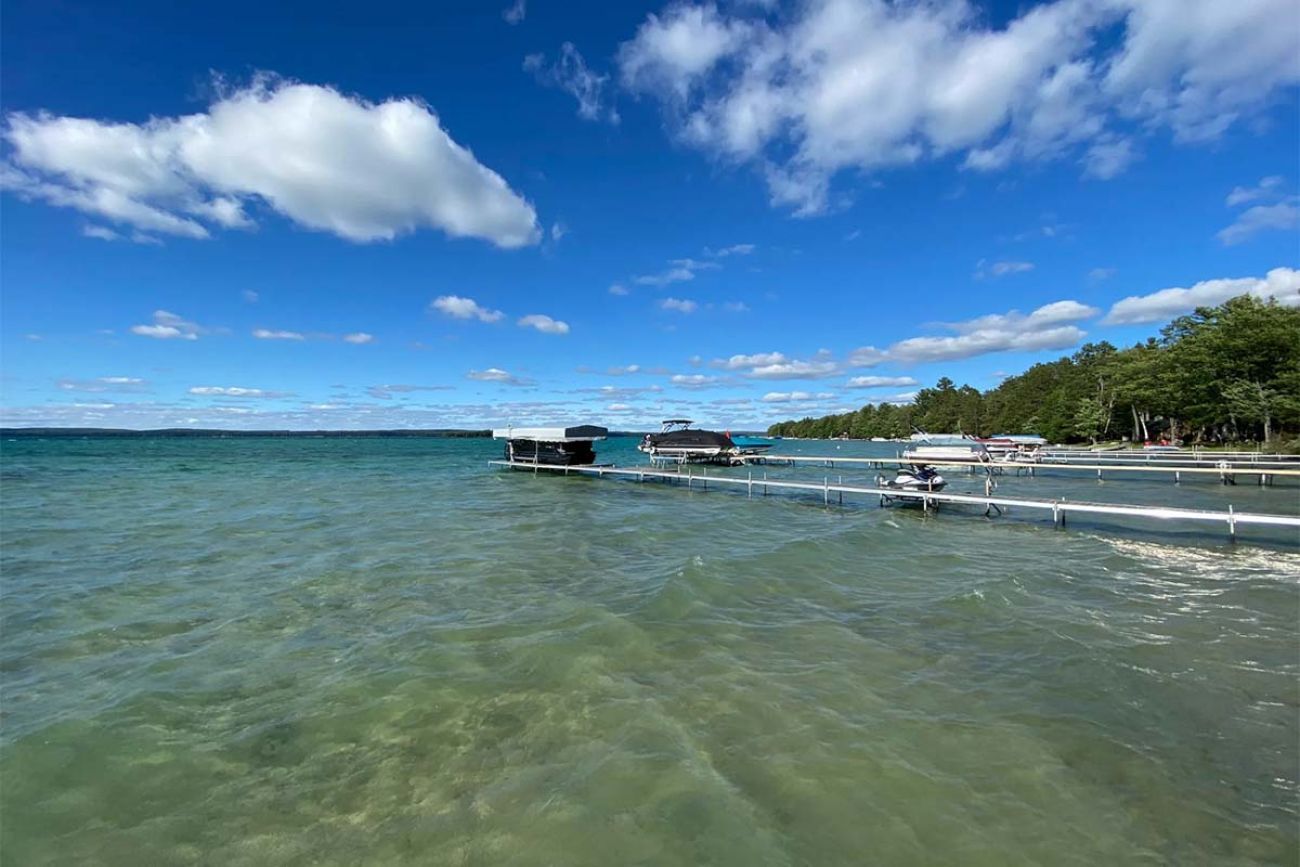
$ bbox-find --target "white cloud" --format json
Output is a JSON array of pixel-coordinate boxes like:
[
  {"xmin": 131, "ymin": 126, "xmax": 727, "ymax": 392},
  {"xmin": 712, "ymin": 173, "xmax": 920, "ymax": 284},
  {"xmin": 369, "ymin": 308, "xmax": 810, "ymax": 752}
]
[
  {"xmin": 660, "ymin": 297, "xmax": 698, "ymax": 313},
  {"xmin": 502, "ymin": 0, "xmax": 526, "ymax": 25},
  {"xmin": 1103, "ymin": 267, "xmax": 1300, "ymax": 325},
  {"xmin": 1089, "ymin": 267, "xmax": 1117, "ymax": 282},
  {"xmin": 846, "ymin": 346, "xmax": 886, "ymax": 368},
  {"xmin": 761, "ymin": 391, "xmax": 833, "ymax": 403},
  {"xmin": 713, "ymin": 243, "xmax": 755, "ymax": 256},
  {"xmin": 3, "ymin": 76, "xmax": 539, "ymax": 246},
  {"xmin": 525, "ymin": 44, "xmax": 619, "ymax": 124},
  {"xmin": 711, "ymin": 351, "xmax": 785, "ymax": 370},
  {"xmin": 242, "ymin": 289, "xmax": 259, "ymax": 303},
  {"xmin": 606, "ymin": 364, "xmax": 641, "ymax": 375},
  {"xmin": 723, "ymin": 301, "xmax": 749, "ymax": 312},
  {"xmin": 635, "ymin": 266, "xmax": 695, "ymax": 286},
  {"xmin": 467, "ymin": 367, "xmax": 532, "ymax": 386},
  {"xmin": 252, "ymin": 328, "xmax": 305, "ymax": 340},
  {"xmin": 615, "ymin": 0, "xmax": 1300, "ymax": 213},
  {"xmin": 131, "ymin": 309, "xmax": 202, "ymax": 340},
  {"xmin": 550, "ymin": 221, "xmax": 567, "ymax": 241},
  {"xmin": 82, "ymin": 224, "xmax": 120, "ymax": 241},
  {"xmin": 608, "ymin": 283, "xmax": 629, "ymax": 295},
  {"xmin": 845, "ymin": 375, "xmax": 918, "ymax": 389},
  {"xmin": 431, "ymin": 295, "xmax": 504, "ymax": 322},
  {"xmin": 343, "ymin": 332, "xmax": 374, "ymax": 344},
  {"xmin": 886, "ymin": 299, "xmax": 1096, "ymax": 363},
  {"xmin": 607, "ymin": 403, "xmax": 635, "ymax": 412},
  {"xmin": 1226, "ymin": 176, "xmax": 1285, "ymax": 207},
  {"xmin": 976, "ymin": 259, "xmax": 1035, "ymax": 279},
  {"xmin": 1217, "ymin": 201, "xmax": 1298, "ymax": 246},
  {"xmin": 749, "ymin": 360, "xmax": 838, "ymax": 379},
  {"xmin": 188, "ymin": 386, "xmax": 291, "ymax": 398},
  {"xmin": 58, "ymin": 376, "xmax": 148, "ymax": 393},
  {"xmin": 518, "ymin": 313, "xmax": 570, "ymax": 334},
  {"xmin": 671, "ymin": 374, "xmax": 718, "ymax": 388},
  {"xmin": 367, "ymin": 384, "xmax": 455, "ymax": 399}
]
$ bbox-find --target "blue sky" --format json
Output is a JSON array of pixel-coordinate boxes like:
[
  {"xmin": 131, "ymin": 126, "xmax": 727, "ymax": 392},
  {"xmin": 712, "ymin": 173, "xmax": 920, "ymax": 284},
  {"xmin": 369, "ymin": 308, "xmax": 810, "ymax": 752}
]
[{"xmin": 2, "ymin": 0, "xmax": 1297, "ymax": 430}]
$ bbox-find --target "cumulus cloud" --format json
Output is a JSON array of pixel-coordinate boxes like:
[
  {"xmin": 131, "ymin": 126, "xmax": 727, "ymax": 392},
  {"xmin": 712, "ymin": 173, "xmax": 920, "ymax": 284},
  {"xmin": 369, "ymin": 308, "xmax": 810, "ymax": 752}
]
[
  {"xmin": 518, "ymin": 313, "xmax": 570, "ymax": 334},
  {"xmin": 131, "ymin": 309, "xmax": 203, "ymax": 340},
  {"xmin": 3, "ymin": 76, "xmax": 539, "ymax": 246},
  {"xmin": 660, "ymin": 297, "xmax": 698, "ymax": 313},
  {"xmin": 525, "ymin": 44, "xmax": 619, "ymax": 124},
  {"xmin": 188, "ymin": 386, "xmax": 293, "ymax": 398},
  {"xmin": 431, "ymin": 295, "xmax": 505, "ymax": 322},
  {"xmin": 887, "ymin": 300, "xmax": 1096, "ymax": 363},
  {"xmin": 82, "ymin": 224, "xmax": 120, "ymax": 241},
  {"xmin": 711, "ymin": 351, "xmax": 786, "ymax": 370},
  {"xmin": 252, "ymin": 328, "xmax": 305, "ymax": 340},
  {"xmin": 1103, "ymin": 267, "xmax": 1300, "ymax": 324},
  {"xmin": 343, "ymin": 332, "xmax": 374, "ymax": 344},
  {"xmin": 670, "ymin": 374, "xmax": 718, "ymax": 388},
  {"xmin": 749, "ymin": 359, "xmax": 839, "ymax": 379},
  {"xmin": 845, "ymin": 375, "xmax": 918, "ymax": 389},
  {"xmin": 467, "ymin": 367, "xmax": 533, "ymax": 386},
  {"xmin": 615, "ymin": 0, "xmax": 1300, "ymax": 214},
  {"xmin": 608, "ymin": 283, "xmax": 630, "ymax": 295},
  {"xmin": 761, "ymin": 391, "xmax": 834, "ymax": 402}
]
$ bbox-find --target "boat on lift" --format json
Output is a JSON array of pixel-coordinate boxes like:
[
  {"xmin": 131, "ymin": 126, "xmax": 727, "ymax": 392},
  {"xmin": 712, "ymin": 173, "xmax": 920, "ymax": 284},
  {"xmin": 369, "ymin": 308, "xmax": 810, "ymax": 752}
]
[
  {"xmin": 638, "ymin": 419, "xmax": 757, "ymax": 465},
  {"xmin": 901, "ymin": 442, "xmax": 992, "ymax": 464},
  {"xmin": 494, "ymin": 424, "xmax": 608, "ymax": 466}
]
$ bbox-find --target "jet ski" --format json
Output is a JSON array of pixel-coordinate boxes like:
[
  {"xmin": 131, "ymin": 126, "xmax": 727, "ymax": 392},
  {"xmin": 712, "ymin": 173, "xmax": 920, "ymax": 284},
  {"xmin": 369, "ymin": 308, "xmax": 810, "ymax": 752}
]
[{"xmin": 880, "ymin": 464, "xmax": 947, "ymax": 492}]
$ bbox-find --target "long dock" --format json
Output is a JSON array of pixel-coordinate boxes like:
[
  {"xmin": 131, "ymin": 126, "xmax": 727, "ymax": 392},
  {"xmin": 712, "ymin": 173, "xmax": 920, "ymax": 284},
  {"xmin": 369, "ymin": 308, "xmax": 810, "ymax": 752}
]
[
  {"xmin": 489, "ymin": 461, "xmax": 1300, "ymax": 544},
  {"xmin": 745, "ymin": 453, "xmax": 1300, "ymax": 485}
]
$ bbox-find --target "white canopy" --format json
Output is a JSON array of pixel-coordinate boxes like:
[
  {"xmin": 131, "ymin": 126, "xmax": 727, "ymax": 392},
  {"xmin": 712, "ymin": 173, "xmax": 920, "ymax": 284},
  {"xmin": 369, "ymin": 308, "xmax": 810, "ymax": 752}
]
[{"xmin": 492, "ymin": 425, "xmax": 608, "ymax": 441}]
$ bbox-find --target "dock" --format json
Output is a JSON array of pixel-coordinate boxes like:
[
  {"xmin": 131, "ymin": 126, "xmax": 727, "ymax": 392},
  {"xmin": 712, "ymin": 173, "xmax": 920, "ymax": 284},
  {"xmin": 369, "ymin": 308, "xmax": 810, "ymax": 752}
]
[
  {"xmin": 489, "ymin": 460, "xmax": 1300, "ymax": 544},
  {"xmin": 742, "ymin": 453, "xmax": 1300, "ymax": 485}
]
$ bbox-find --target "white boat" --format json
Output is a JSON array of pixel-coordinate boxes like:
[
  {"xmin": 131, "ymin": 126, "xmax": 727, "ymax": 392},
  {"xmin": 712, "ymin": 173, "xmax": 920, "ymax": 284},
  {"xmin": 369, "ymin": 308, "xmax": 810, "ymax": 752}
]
[
  {"xmin": 908, "ymin": 431, "xmax": 971, "ymax": 446},
  {"xmin": 902, "ymin": 443, "xmax": 991, "ymax": 463}
]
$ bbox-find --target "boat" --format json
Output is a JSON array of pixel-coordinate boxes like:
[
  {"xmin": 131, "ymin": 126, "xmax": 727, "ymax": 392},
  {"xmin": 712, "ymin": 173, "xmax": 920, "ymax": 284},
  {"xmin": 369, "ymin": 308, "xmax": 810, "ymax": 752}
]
[
  {"xmin": 901, "ymin": 443, "xmax": 991, "ymax": 463},
  {"xmin": 639, "ymin": 419, "xmax": 743, "ymax": 464},
  {"xmin": 879, "ymin": 464, "xmax": 947, "ymax": 492},
  {"xmin": 908, "ymin": 431, "xmax": 971, "ymax": 446},
  {"xmin": 493, "ymin": 424, "xmax": 607, "ymax": 466}
]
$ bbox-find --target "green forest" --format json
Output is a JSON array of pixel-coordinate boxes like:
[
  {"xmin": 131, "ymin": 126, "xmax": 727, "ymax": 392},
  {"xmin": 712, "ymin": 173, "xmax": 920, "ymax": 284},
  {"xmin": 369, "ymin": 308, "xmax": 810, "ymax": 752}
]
[{"xmin": 767, "ymin": 295, "xmax": 1300, "ymax": 447}]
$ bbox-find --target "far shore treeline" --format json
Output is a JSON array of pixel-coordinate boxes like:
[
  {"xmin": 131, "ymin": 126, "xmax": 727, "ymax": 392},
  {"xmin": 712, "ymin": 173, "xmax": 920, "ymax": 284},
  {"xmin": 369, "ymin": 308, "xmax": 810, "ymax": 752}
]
[{"xmin": 768, "ymin": 295, "xmax": 1300, "ymax": 447}]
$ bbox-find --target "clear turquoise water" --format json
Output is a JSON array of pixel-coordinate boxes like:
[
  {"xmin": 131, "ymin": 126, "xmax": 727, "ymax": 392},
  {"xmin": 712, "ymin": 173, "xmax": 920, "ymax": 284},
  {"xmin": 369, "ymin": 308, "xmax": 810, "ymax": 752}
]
[{"xmin": 2, "ymin": 436, "xmax": 1297, "ymax": 865}]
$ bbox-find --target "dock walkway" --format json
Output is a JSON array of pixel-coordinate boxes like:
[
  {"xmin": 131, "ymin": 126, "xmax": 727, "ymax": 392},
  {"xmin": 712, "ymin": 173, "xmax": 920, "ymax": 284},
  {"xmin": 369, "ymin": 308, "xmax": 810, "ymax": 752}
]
[{"xmin": 489, "ymin": 460, "xmax": 1300, "ymax": 544}]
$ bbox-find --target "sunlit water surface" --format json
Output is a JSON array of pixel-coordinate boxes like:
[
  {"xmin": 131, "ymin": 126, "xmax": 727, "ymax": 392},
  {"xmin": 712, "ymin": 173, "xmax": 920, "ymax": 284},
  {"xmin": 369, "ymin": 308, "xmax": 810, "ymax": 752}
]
[{"xmin": 2, "ymin": 436, "xmax": 1297, "ymax": 865}]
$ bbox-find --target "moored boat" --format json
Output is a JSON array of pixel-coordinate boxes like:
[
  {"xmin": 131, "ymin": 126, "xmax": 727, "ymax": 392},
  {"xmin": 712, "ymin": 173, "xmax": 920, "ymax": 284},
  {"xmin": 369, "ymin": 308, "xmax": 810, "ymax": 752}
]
[
  {"xmin": 639, "ymin": 420, "xmax": 743, "ymax": 464},
  {"xmin": 494, "ymin": 425, "xmax": 608, "ymax": 466}
]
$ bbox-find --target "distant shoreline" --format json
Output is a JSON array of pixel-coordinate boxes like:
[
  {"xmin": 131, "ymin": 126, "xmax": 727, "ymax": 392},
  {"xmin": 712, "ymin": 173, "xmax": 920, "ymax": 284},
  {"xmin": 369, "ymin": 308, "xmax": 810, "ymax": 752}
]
[{"xmin": 0, "ymin": 427, "xmax": 494, "ymax": 438}]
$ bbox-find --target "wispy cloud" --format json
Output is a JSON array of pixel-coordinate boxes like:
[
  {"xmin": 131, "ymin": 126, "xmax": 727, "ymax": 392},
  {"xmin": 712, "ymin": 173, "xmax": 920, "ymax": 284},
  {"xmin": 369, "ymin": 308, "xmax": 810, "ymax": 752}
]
[
  {"xmin": 252, "ymin": 328, "xmax": 305, "ymax": 341},
  {"xmin": 1218, "ymin": 202, "xmax": 1298, "ymax": 246},
  {"xmin": 58, "ymin": 376, "xmax": 148, "ymax": 393},
  {"xmin": 502, "ymin": 0, "xmax": 525, "ymax": 25},
  {"xmin": 188, "ymin": 386, "xmax": 294, "ymax": 398},
  {"xmin": 975, "ymin": 259, "xmax": 1035, "ymax": 279},
  {"xmin": 524, "ymin": 43, "xmax": 619, "ymax": 124},
  {"xmin": 845, "ymin": 376, "xmax": 918, "ymax": 389},
  {"xmin": 367, "ymin": 384, "xmax": 454, "ymax": 399},
  {"xmin": 1226, "ymin": 176, "xmax": 1285, "ymax": 207},
  {"xmin": 343, "ymin": 332, "xmax": 374, "ymax": 344}
]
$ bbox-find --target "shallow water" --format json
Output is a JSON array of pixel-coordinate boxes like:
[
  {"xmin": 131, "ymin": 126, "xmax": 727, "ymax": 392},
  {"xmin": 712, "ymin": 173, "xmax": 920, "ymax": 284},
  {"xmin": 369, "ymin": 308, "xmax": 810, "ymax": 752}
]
[{"xmin": 2, "ymin": 436, "xmax": 1297, "ymax": 865}]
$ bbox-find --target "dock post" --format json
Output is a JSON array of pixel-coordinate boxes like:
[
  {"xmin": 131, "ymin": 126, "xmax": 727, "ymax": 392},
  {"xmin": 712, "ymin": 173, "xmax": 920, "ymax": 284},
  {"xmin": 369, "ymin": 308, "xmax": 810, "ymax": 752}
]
[
  {"xmin": 1097, "ymin": 468, "xmax": 1103, "ymax": 480},
  {"xmin": 1175, "ymin": 470, "xmax": 1180, "ymax": 484},
  {"xmin": 763, "ymin": 470, "xmax": 768, "ymax": 497},
  {"xmin": 748, "ymin": 471, "xmax": 753, "ymax": 498},
  {"xmin": 838, "ymin": 475, "xmax": 843, "ymax": 505},
  {"xmin": 824, "ymin": 476, "xmax": 829, "ymax": 506},
  {"xmin": 1052, "ymin": 502, "xmax": 1061, "ymax": 528},
  {"xmin": 1228, "ymin": 505, "xmax": 1237, "ymax": 543}
]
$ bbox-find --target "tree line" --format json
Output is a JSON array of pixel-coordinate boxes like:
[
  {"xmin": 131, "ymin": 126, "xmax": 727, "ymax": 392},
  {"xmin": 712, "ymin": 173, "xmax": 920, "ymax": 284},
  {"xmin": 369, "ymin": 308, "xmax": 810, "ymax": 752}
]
[{"xmin": 767, "ymin": 295, "xmax": 1300, "ymax": 446}]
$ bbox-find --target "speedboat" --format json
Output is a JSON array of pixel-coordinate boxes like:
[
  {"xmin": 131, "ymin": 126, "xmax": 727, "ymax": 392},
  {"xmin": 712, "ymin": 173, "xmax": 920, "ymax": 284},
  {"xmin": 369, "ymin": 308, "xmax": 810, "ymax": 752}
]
[
  {"xmin": 639, "ymin": 419, "xmax": 741, "ymax": 463},
  {"xmin": 880, "ymin": 464, "xmax": 947, "ymax": 492}
]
